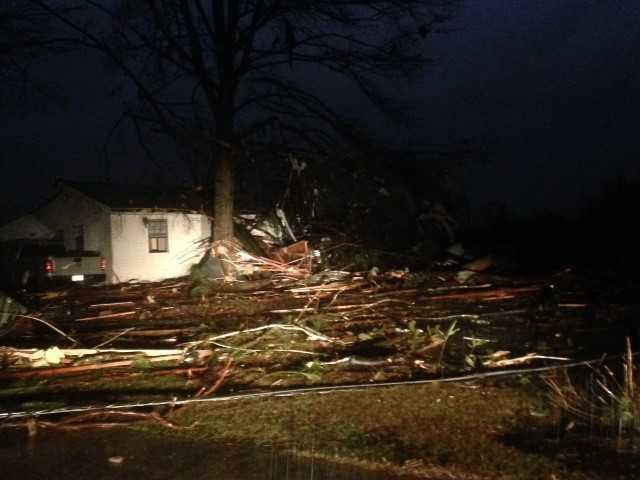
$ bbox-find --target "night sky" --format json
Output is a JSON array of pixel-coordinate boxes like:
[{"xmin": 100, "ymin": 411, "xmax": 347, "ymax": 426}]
[{"xmin": 2, "ymin": 0, "xmax": 639, "ymax": 220}]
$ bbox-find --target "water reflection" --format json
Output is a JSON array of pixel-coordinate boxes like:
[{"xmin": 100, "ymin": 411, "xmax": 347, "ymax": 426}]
[{"xmin": 0, "ymin": 428, "xmax": 393, "ymax": 480}]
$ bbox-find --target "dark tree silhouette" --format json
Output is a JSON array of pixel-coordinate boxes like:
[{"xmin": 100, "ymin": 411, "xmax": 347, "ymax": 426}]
[
  {"xmin": 0, "ymin": 1, "xmax": 68, "ymax": 108},
  {"xmin": 29, "ymin": 0, "xmax": 458, "ymax": 242}
]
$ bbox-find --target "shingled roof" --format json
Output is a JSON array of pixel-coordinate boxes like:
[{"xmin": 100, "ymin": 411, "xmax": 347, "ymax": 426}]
[{"xmin": 59, "ymin": 180, "xmax": 207, "ymax": 212}]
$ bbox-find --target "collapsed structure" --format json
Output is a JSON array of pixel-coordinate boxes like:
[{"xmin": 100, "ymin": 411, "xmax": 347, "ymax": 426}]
[{"xmin": 0, "ymin": 181, "xmax": 211, "ymax": 284}]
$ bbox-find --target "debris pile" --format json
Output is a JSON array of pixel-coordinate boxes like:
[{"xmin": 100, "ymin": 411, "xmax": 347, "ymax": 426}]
[{"xmin": 1, "ymin": 232, "xmax": 638, "ymax": 421}]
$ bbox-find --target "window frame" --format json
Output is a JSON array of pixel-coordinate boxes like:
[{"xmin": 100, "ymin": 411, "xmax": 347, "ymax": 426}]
[{"xmin": 147, "ymin": 219, "xmax": 169, "ymax": 253}]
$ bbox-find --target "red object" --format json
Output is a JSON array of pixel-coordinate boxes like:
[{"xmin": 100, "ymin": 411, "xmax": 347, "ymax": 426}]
[
  {"xmin": 100, "ymin": 257, "xmax": 107, "ymax": 271},
  {"xmin": 45, "ymin": 259, "xmax": 55, "ymax": 274}
]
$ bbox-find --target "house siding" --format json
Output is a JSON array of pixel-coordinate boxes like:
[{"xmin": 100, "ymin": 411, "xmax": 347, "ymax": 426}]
[
  {"xmin": 34, "ymin": 188, "xmax": 114, "ymax": 279},
  {"xmin": 110, "ymin": 211, "xmax": 210, "ymax": 283},
  {"xmin": 35, "ymin": 188, "xmax": 111, "ymax": 254}
]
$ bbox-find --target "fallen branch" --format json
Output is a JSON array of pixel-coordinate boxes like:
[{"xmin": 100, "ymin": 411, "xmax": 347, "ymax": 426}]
[
  {"xmin": 196, "ymin": 357, "xmax": 234, "ymax": 397},
  {"xmin": 9, "ymin": 347, "xmax": 184, "ymax": 359},
  {"xmin": 92, "ymin": 328, "xmax": 136, "ymax": 349},
  {"xmin": 427, "ymin": 286, "xmax": 539, "ymax": 302},
  {"xmin": 288, "ymin": 280, "xmax": 368, "ymax": 294},
  {"xmin": 2, "ymin": 355, "xmax": 609, "ymax": 421},
  {"xmin": 0, "ymin": 409, "xmax": 193, "ymax": 433},
  {"xmin": 294, "ymin": 293, "xmax": 321, "ymax": 322},
  {"xmin": 270, "ymin": 298, "xmax": 410, "ymax": 315},
  {"xmin": 88, "ymin": 301, "xmax": 136, "ymax": 309},
  {"xmin": 0, "ymin": 350, "xmax": 200, "ymax": 379},
  {"xmin": 482, "ymin": 353, "xmax": 571, "ymax": 368},
  {"xmin": 208, "ymin": 340, "xmax": 320, "ymax": 356},
  {"xmin": 15, "ymin": 314, "xmax": 78, "ymax": 345},
  {"xmin": 367, "ymin": 283, "xmax": 494, "ymax": 298},
  {"xmin": 198, "ymin": 323, "xmax": 333, "ymax": 343},
  {"xmin": 75, "ymin": 311, "xmax": 138, "ymax": 322}
]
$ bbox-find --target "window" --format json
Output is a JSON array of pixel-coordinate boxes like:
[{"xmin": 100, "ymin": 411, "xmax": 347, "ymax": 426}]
[{"xmin": 148, "ymin": 219, "xmax": 168, "ymax": 252}]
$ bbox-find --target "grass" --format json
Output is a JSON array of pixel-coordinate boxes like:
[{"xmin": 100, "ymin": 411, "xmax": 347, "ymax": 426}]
[
  {"xmin": 545, "ymin": 338, "xmax": 640, "ymax": 449},
  {"xmin": 142, "ymin": 379, "xmax": 614, "ymax": 480},
  {"xmin": 4, "ymin": 365, "xmax": 639, "ymax": 478}
]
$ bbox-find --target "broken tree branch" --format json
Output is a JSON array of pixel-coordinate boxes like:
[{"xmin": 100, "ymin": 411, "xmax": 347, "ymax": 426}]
[{"xmin": 15, "ymin": 314, "xmax": 78, "ymax": 344}]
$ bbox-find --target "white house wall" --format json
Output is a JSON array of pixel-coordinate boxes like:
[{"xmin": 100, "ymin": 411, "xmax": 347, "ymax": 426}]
[
  {"xmin": 35, "ymin": 188, "xmax": 111, "ymax": 255},
  {"xmin": 110, "ymin": 211, "xmax": 211, "ymax": 283}
]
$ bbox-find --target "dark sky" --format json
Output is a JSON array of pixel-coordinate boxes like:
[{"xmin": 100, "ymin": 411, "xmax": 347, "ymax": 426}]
[
  {"xmin": 422, "ymin": 0, "xmax": 640, "ymax": 215},
  {"xmin": 2, "ymin": 0, "xmax": 639, "ymax": 218}
]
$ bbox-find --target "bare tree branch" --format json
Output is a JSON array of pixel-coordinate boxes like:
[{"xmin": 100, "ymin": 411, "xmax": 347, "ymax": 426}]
[{"xmin": 28, "ymin": 0, "xmax": 459, "ymax": 241}]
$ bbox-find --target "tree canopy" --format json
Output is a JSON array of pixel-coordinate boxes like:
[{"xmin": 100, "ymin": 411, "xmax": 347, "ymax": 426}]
[
  {"xmin": 0, "ymin": 1, "xmax": 69, "ymax": 108},
  {"xmin": 30, "ymin": 0, "xmax": 458, "ymax": 240}
]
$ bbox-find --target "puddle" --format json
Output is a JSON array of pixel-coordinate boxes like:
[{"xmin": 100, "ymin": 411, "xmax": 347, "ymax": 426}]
[{"xmin": 0, "ymin": 427, "xmax": 396, "ymax": 480}]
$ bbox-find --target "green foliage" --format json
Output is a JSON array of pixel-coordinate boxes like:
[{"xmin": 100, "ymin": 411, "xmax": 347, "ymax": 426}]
[
  {"xmin": 301, "ymin": 313, "xmax": 331, "ymax": 332},
  {"xmin": 302, "ymin": 360, "xmax": 326, "ymax": 376},
  {"xmin": 131, "ymin": 354, "xmax": 153, "ymax": 370},
  {"xmin": 190, "ymin": 283, "xmax": 213, "ymax": 298},
  {"xmin": 406, "ymin": 320, "xmax": 428, "ymax": 353},
  {"xmin": 189, "ymin": 262, "xmax": 209, "ymax": 284},
  {"xmin": 426, "ymin": 320, "xmax": 459, "ymax": 342}
]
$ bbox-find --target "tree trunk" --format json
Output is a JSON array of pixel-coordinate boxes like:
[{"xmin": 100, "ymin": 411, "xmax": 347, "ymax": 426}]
[{"xmin": 213, "ymin": 147, "xmax": 235, "ymax": 241}]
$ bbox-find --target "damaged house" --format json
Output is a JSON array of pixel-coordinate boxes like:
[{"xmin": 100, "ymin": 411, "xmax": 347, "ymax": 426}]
[{"xmin": 0, "ymin": 181, "xmax": 211, "ymax": 284}]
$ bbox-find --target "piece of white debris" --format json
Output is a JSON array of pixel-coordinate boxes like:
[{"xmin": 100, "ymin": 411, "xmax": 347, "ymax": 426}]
[
  {"xmin": 457, "ymin": 255, "xmax": 495, "ymax": 283},
  {"xmin": 108, "ymin": 456, "xmax": 124, "ymax": 465},
  {"xmin": 43, "ymin": 346, "xmax": 65, "ymax": 365}
]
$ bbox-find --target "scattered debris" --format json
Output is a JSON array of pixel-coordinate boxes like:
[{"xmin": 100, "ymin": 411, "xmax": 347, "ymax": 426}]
[
  {"xmin": 1, "ymin": 241, "xmax": 637, "ymax": 418},
  {"xmin": 456, "ymin": 255, "xmax": 495, "ymax": 283}
]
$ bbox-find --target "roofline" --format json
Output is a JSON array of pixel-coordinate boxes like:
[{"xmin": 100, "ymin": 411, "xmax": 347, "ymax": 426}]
[
  {"xmin": 110, "ymin": 207, "xmax": 209, "ymax": 215},
  {"xmin": 55, "ymin": 179, "xmax": 208, "ymax": 212},
  {"xmin": 56, "ymin": 179, "xmax": 112, "ymax": 212}
]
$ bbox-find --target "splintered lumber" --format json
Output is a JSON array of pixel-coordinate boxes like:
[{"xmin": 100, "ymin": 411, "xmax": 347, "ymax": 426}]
[
  {"xmin": 367, "ymin": 283, "xmax": 494, "ymax": 298},
  {"xmin": 0, "ymin": 358, "xmax": 187, "ymax": 380},
  {"xmin": 426, "ymin": 286, "xmax": 540, "ymax": 302},
  {"xmin": 200, "ymin": 323, "xmax": 332, "ymax": 343},
  {"xmin": 0, "ymin": 348, "xmax": 214, "ymax": 380},
  {"xmin": 75, "ymin": 311, "xmax": 138, "ymax": 322},
  {"xmin": 116, "ymin": 328, "xmax": 183, "ymax": 337},
  {"xmin": 205, "ymin": 279, "xmax": 274, "ymax": 293},
  {"xmin": 270, "ymin": 298, "xmax": 410, "ymax": 314},
  {"xmin": 89, "ymin": 301, "xmax": 136, "ymax": 309},
  {"xmin": 482, "ymin": 353, "xmax": 571, "ymax": 368},
  {"xmin": 51, "ymin": 348, "xmax": 184, "ymax": 357},
  {"xmin": 288, "ymin": 280, "xmax": 368, "ymax": 294}
]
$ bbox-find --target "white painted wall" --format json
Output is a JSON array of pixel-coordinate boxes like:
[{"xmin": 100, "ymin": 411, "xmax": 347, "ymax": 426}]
[
  {"xmin": 110, "ymin": 211, "xmax": 211, "ymax": 283},
  {"xmin": 34, "ymin": 187, "xmax": 114, "ymax": 280},
  {"xmin": 35, "ymin": 187, "xmax": 111, "ymax": 255}
]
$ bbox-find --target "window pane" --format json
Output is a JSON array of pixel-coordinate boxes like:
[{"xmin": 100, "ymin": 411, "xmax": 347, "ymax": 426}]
[
  {"xmin": 148, "ymin": 220, "xmax": 168, "ymax": 252},
  {"xmin": 148, "ymin": 220, "xmax": 167, "ymax": 235}
]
